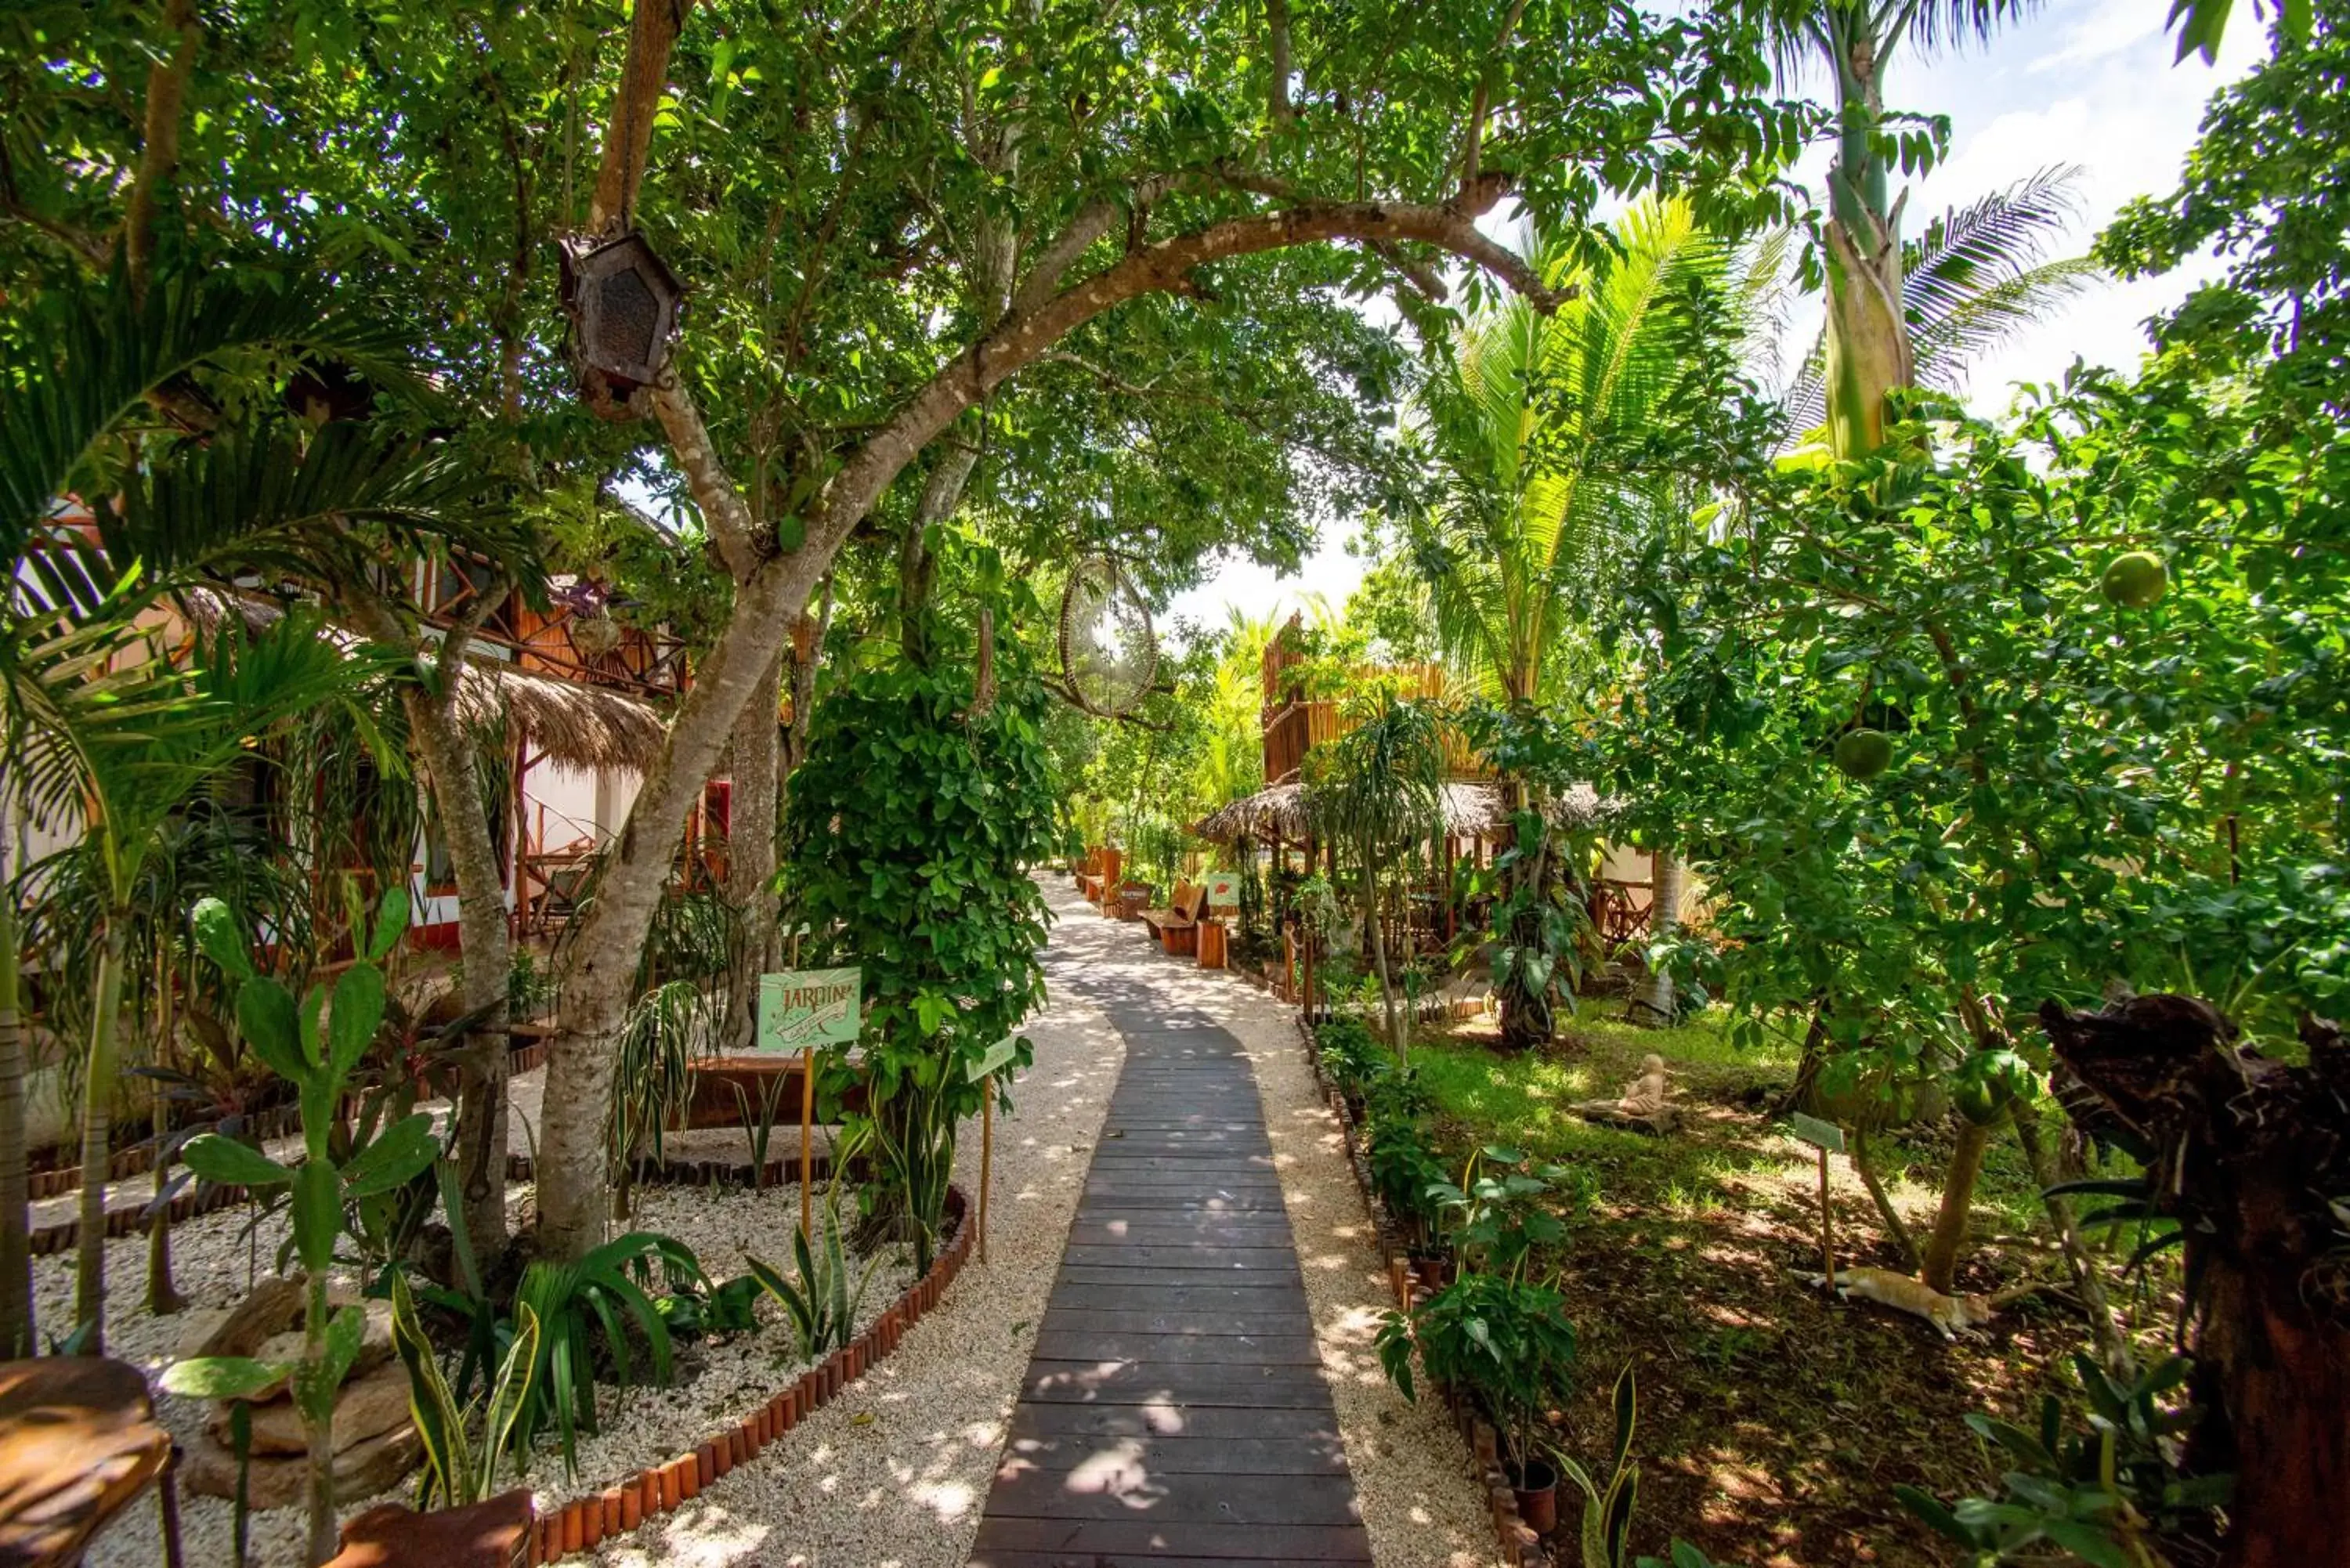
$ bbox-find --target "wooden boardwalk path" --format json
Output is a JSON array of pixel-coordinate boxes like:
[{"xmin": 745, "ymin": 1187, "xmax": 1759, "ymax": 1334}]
[{"xmin": 968, "ymin": 972, "xmax": 1373, "ymax": 1567}]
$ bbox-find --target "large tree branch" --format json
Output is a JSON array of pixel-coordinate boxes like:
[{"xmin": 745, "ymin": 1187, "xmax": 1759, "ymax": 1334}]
[
  {"xmin": 122, "ymin": 0, "xmax": 201, "ymax": 299},
  {"xmin": 1459, "ymin": 0, "xmax": 1530, "ymax": 196},
  {"xmin": 649, "ymin": 379, "xmax": 764, "ymax": 580},
  {"xmin": 589, "ymin": 0, "xmax": 691, "ymax": 231},
  {"xmin": 811, "ymin": 175, "xmax": 1551, "ymax": 569},
  {"xmin": 1267, "ymin": 0, "xmax": 1296, "ymax": 128}
]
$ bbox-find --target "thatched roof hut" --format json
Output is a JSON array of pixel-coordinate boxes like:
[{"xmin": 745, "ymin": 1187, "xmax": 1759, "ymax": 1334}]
[
  {"xmin": 1191, "ymin": 779, "xmax": 1602, "ymax": 845},
  {"xmin": 184, "ymin": 587, "xmax": 669, "ymax": 775}
]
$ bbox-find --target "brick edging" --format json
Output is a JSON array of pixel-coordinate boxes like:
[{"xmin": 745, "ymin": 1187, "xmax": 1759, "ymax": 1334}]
[
  {"xmin": 1296, "ymin": 1016, "xmax": 1548, "ymax": 1568},
  {"xmin": 524, "ymin": 1183, "xmax": 975, "ymax": 1564}
]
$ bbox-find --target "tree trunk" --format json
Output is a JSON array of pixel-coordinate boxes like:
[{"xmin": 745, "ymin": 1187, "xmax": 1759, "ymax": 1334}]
[
  {"xmin": 145, "ymin": 936, "xmax": 185, "ymax": 1316},
  {"xmin": 1363, "ymin": 862, "xmax": 1404, "ymax": 1060},
  {"xmin": 2040, "ymin": 998, "xmax": 2350, "ymax": 1568},
  {"xmin": 0, "ymin": 849, "xmax": 32, "ymax": 1357},
  {"xmin": 1849, "ymin": 1124, "xmax": 1921, "ymax": 1274},
  {"xmin": 2009, "ymin": 1102, "xmax": 2131, "ymax": 1373},
  {"xmin": 403, "ymin": 688, "xmax": 511, "ymax": 1260},
  {"xmin": 1918, "ymin": 1115, "xmax": 1990, "ymax": 1295},
  {"xmin": 723, "ymin": 649, "xmax": 783, "ymax": 1051},
  {"xmin": 75, "ymin": 920, "xmax": 128, "ymax": 1349},
  {"xmin": 1635, "ymin": 848, "xmax": 1684, "ymax": 1023}
]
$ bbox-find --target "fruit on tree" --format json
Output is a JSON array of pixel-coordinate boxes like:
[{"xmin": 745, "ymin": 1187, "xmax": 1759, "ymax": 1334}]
[
  {"xmin": 1834, "ymin": 728, "xmax": 1894, "ymax": 780},
  {"xmin": 2101, "ymin": 551, "xmax": 2169, "ymax": 608}
]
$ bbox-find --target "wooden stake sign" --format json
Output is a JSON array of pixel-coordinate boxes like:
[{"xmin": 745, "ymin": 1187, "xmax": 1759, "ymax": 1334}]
[
  {"xmin": 756, "ymin": 969, "xmax": 863, "ymax": 1241},
  {"xmin": 1789, "ymin": 1111, "xmax": 1846, "ymax": 1291}
]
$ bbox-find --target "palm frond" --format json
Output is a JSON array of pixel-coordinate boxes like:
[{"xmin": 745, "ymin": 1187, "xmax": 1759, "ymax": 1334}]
[{"xmin": 2, "ymin": 261, "xmax": 441, "ymax": 563}]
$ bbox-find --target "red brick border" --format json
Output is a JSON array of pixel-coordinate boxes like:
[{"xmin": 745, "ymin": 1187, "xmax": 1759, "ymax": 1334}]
[{"xmin": 522, "ymin": 1184, "xmax": 975, "ymax": 1565}]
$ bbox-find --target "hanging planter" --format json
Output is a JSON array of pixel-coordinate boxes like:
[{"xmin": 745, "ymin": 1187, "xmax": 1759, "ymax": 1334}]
[
  {"xmin": 569, "ymin": 610, "xmax": 624, "ymax": 661},
  {"xmin": 559, "ymin": 228, "xmax": 684, "ymax": 420}
]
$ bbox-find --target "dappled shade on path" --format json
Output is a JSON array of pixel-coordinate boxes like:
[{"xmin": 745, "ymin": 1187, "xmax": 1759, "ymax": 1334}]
[{"xmin": 968, "ymin": 964, "xmax": 1373, "ymax": 1567}]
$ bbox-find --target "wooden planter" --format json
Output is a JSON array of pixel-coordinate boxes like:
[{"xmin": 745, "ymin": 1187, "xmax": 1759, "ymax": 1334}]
[
  {"xmin": 1196, "ymin": 920, "xmax": 1228, "ymax": 970},
  {"xmin": 676, "ymin": 1057, "xmax": 867, "ymax": 1132}
]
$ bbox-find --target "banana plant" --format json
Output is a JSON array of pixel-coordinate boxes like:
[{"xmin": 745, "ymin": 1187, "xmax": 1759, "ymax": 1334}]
[{"xmin": 161, "ymin": 885, "xmax": 441, "ymax": 1567}]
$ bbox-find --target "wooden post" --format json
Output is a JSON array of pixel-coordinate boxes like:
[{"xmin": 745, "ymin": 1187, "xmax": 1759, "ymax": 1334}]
[
  {"xmin": 1817, "ymin": 1145, "xmax": 1835, "ymax": 1286},
  {"xmin": 979, "ymin": 1093, "xmax": 993, "ymax": 1265},
  {"xmin": 799, "ymin": 1046, "xmax": 815, "ymax": 1241}
]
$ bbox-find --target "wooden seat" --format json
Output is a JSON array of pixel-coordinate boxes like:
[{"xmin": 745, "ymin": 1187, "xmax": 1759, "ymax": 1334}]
[
  {"xmin": 1142, "ymin": 885, "xmax": 1210, "ymax": 955},
  {"xmin": 324, "ymin": 1488, "xmax": 533, "ymax": 1568},
  {"xmin": 0, "ymin": 1357, "xmax": 181, "ymax": 1568}
]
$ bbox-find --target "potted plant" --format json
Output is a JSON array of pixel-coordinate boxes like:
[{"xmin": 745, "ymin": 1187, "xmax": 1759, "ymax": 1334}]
[{"xmin": 1376, "ymin": 1269, "xmax": 1576, "ymax": 1531}]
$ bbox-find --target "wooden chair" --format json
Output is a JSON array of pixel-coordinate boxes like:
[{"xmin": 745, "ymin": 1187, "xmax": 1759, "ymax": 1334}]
[
  {"xmin": 1143, "ymin": 884, "xmax": 1210, "ymax": 956},
  {"xmin": 0, "ymin": 1357, "xmax": 182, "ymax": 1568}
]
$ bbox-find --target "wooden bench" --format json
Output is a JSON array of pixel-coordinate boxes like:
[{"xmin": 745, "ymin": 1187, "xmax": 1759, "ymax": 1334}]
[{"xmin": 1141, "ymin": 884, "xmax": 1210, "ymax": 956}]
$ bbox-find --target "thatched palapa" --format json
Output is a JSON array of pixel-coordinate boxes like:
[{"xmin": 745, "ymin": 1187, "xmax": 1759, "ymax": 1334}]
[{"xmin": 183, "ymin": 587, "xmax": 668, "ymax": 775}]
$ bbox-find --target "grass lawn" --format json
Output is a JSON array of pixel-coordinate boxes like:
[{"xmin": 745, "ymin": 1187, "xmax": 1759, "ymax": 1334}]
[{"xmin": 1394, "ymin": 1000, "xmax": 2163, "ymax": 1567}]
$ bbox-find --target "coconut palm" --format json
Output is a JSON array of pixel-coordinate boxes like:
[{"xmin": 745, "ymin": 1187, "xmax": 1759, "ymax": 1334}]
[
  {"xmin": 1780, "ymin": 167, "xmax": 2101, "ymax": 436},
  {"xmin": 0, "ymin": 263, "xmax": 519, "ymax": 1347},
  {"xmin": 1766, "ymin": 0, "xmax": 2049, "ymax": 454},
  {"xmin": 1405, "ymin": 201, "xmax": 1752, "ymax": 707}
]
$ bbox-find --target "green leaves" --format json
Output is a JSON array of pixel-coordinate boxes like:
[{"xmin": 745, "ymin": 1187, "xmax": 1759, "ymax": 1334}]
[
  {"xmin": 179, "ymin": 1134, "xmax": 295, "ymax": 1189},
  {"xmin": 341, "ymin": 1114, "xmax": 439, "ymax": 1199},
  {"xmin": 161, "ymin": 1356, "xmax": 290, "ymax": 1401}
]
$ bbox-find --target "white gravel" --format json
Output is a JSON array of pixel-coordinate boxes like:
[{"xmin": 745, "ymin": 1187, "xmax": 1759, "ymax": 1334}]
[
  {"xmin": 589, "ymin": 901, "xmax": 1125, "ymax": 1567},
  {"xmin": 1057, "ymin": 887, "xmax": 1505, "ymax": 1568},
  {"xmin": 49, "ymin": 1139, "xmax": 904, "ymax": 1568}
]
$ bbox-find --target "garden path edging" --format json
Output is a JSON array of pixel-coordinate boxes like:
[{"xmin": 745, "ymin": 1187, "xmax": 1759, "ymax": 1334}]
[
  {"xmin": 522, "ymin": 1183, "xmax": 973, "ymax": 1565},
  {"xmin": 1299, "ymin": 1016, "xmax": 1549, "ymax": 1568}
]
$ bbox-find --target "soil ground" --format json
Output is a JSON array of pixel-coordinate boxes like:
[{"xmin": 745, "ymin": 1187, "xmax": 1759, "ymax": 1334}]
[{"xmin": 1405, "ymin": 1004, "xmax": 2172, "ymax": 1568}]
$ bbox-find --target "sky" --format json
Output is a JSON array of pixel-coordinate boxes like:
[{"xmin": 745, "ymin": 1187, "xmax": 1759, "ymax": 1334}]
[{"xmin": 1165, "ymin": 0, "xmax": 2269, "ymax": 632}]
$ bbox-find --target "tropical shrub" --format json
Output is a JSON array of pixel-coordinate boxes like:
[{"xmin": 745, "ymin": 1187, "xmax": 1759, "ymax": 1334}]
[
  {"xmin": 505, "ymin": 1231, "xmax": 703, "ymax": 1476},
  {"xmin": 1895, "ymin": 1355, "xmax": 2229, "ymax": 1566},
  {"xmin": 782, "ymin": 603, "xmax": 1054, "ymax": 1269},
  {"xmin": 1376, "ymin": 1270, "xmax": 1578, "ymax": 1475}
]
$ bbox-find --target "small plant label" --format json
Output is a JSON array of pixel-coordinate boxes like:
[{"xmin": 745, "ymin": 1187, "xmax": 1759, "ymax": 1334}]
[
  {"xmin": 1788, "ymin": 1111, "xmax": 1846, "ymax": 1154},
  {"xmin": 757, "ymin": 968, "xmax": 862, "ymax": 1053},
  {"xmin": 1205, "ymin": 873, "xmax": 1241, "ymax": 909}
]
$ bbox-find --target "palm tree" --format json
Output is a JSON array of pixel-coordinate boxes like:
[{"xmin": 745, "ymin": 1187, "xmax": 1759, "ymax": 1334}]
[
  {"xmin": 1766, "ymin": 0, "xmax": 2048, "ymax": 454},
  {"xmin": 1407, "ymin": 201, "xmax": 1740, "ymax": 706},
  {"xmin": 1780, "ymin": 167, "xmax": 2100, "ymax": 437},
  {"xmin": 1310, "ymin": 696, "xmax": 1447, "ymax": 1060},
  {"xmin": 0, "ymin": 264, "xmax": 516, "ymax": 1346}
]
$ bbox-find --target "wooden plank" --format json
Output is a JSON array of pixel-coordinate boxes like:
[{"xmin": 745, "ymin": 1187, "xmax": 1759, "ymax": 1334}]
[
  {"xmin": 982, "ymin": 1469, "xmax": 1365, "ymax": 1524},
  {"xmin": 1047, "ymin": 1283, "xmax": 1311, "ymax": 1314},
  {"xmin": 1007, "ymin": 1403, "xmax": 1343, "ymax": 1441},
  {"xmin": 1056, "ymin": 1245, "xmax": 1302, "ymax": 1270},
  {"xmin": 971, "ymin": 1554, "xmax": 1354, "ymax": 1568},
  {"xmin": 970, "ymin": 1519, "xmax": 1371, "ymax": 1563},
  {"xmin": 1021, "ymin": 1361, "xmax": 1336, "ymax": 1407},
  {"xmin": 1053, "ymin": 1264, "xmax": 1315, "ymax": 1289},
  {"xmin": 1030, "ymin": 1329, "xmax": 1324, "ymax": 1365},
  {"xmin": 1039, "ymin": 1309, "xmax": 1310, "ymax": 1338}
]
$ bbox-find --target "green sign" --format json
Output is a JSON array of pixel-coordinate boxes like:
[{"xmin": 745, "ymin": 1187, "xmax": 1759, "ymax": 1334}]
[
  {"xmin": 756, "ymin": 968, "xmax": 862, "ymax": 1053},
  {"xmin": 1788, "ymin": 1111, "xmax": 1846, "ymax": 1154}
]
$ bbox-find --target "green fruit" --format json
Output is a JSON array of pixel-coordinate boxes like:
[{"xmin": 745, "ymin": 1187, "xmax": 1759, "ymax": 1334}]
[
  {"xmin": 1833, "ymin": 728, "xmax": 1894, "ymax": 781},
  {"xmin": 2101, "ymin": 551, "xmax": 2168, "ymax": 608},
  {"xmin": 1953, "ymin": 1078, "xmax": 2003, "ymax": 1127}
]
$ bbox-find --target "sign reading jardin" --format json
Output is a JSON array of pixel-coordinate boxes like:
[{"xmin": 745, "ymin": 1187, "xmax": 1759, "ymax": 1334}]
[{"xmin": 756, "ymin": 968, "xmax": 862, "ymax": 1053}]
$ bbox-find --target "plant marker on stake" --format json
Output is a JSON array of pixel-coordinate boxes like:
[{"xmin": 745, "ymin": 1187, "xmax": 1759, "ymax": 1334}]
[{"xmin": 1791, "ymin": 1112, "xmax": 1846, "ymax": 1298}]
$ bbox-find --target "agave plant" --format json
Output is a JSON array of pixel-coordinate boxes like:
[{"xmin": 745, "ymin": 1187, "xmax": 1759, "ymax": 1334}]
[{"xmin": 747, "ymin": 1183, "xmax": 885, "ymax": 1361}]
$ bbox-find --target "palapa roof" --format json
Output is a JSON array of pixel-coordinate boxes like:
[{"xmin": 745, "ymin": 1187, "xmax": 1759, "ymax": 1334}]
[
  {"xmin": 1191, "ymin": 779, "xmax": 1603, "ymax": 845},
  {"xmin": 183, "ymin": 587, "xmax": 669, "ymax": 775}
]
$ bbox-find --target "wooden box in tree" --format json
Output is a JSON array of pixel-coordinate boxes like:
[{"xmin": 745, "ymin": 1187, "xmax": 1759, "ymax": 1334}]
[{"xmin": 559, "ymin": 229, "xmax": 684, "ymax": 416}]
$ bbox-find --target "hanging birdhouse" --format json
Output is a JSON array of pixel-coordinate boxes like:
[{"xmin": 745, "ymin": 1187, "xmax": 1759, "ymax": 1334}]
[{"xmin": 559, "ymin": 229, "xmax": 683, "ymax": 418}]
